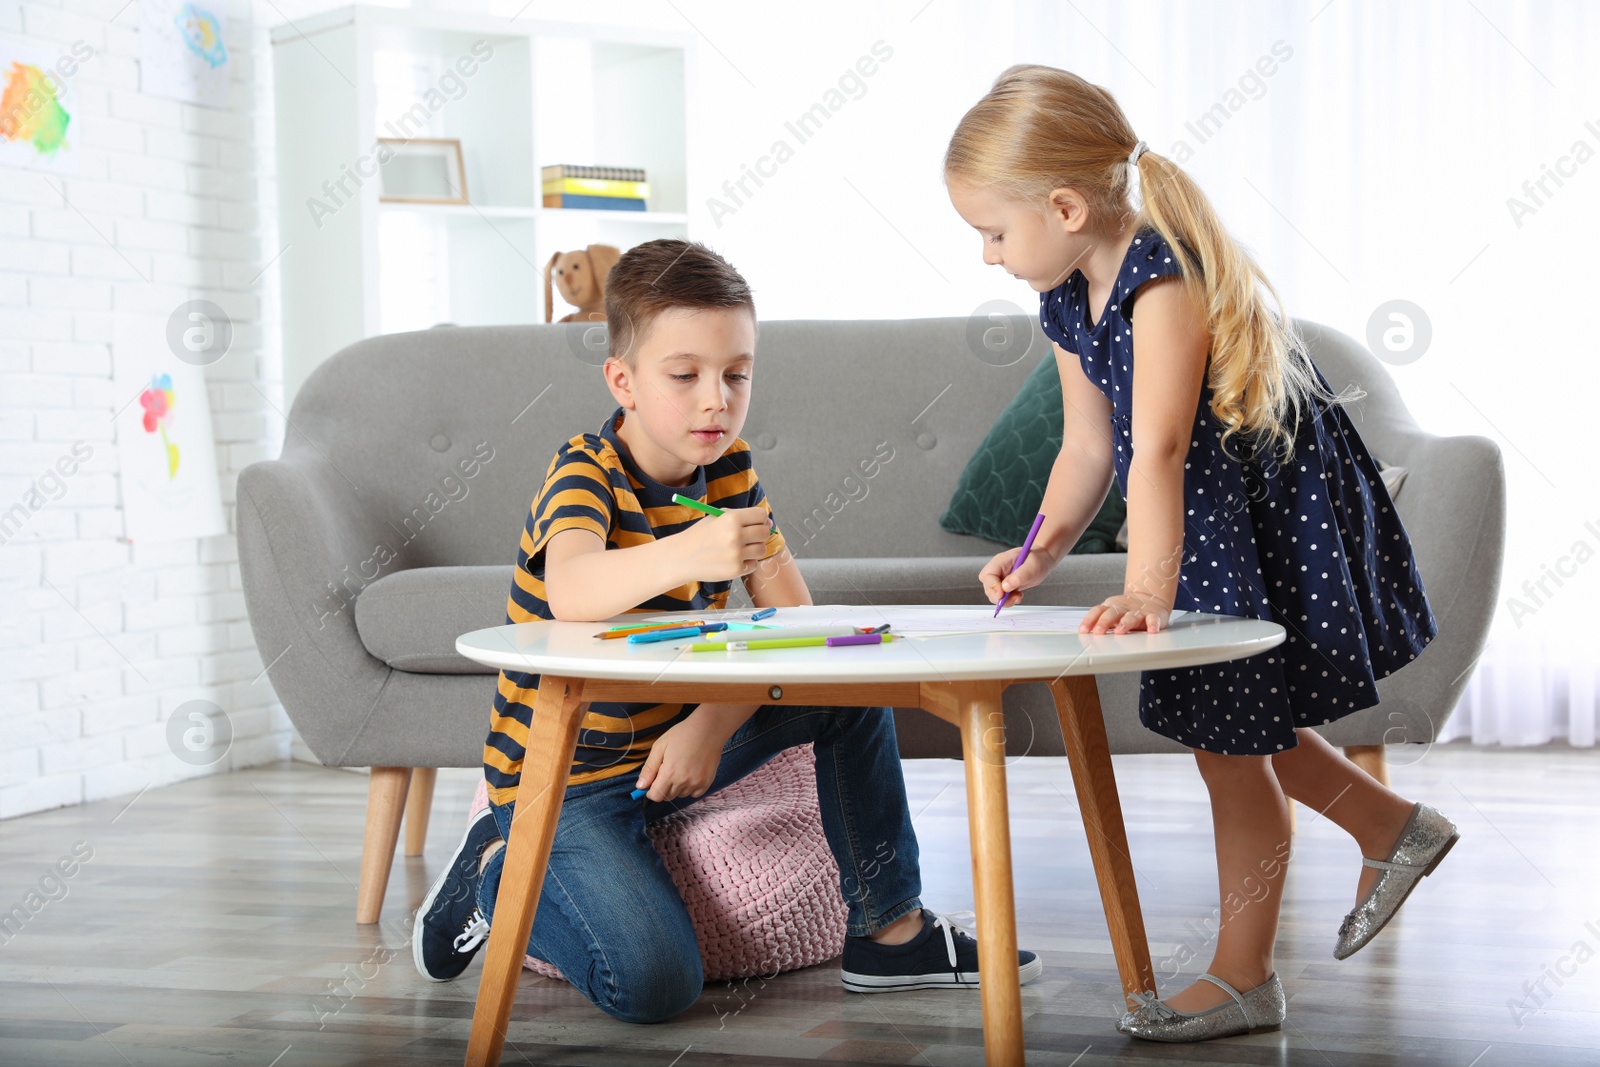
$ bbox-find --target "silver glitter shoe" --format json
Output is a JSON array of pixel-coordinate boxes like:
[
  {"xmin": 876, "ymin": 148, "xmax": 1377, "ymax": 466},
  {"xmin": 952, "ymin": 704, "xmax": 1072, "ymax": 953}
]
[
  {"xmin": 1116, "ymin": 972, "xmax": 1285, "ymax": 1042},
  {"xmin": 1333, "ymin": 801, "xmax": 1459, "ymax": 960}
]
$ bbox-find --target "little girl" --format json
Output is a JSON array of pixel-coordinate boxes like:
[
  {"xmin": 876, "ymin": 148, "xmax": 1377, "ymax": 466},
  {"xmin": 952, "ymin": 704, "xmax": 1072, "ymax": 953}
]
[{"xmin": 944, "ymin": 64, "xmax": 1460, "ymax": 1042}]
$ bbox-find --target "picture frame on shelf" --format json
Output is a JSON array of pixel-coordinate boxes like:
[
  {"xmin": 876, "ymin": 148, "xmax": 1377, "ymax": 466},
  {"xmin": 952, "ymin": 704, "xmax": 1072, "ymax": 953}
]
[{"xmin": 377, "ymin": 138, "xmax": 468, "ymax": 204}]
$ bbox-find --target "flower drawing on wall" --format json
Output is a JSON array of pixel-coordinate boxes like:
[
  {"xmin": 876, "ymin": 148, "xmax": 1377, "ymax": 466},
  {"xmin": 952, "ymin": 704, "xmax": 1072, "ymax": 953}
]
[{"xmin": 140, "ymin": 373, "xmax": 181, "ymax": 479}]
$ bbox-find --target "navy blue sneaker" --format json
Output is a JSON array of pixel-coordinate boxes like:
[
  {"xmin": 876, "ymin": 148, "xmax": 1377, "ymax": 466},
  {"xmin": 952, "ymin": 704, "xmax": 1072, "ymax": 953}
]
[
  {"xmin": 412, "ymin": 805, "xmax": 498, "ymax": 982},
  {"xmin": 840, "ymin": 909, "xmax": 1042, "ymax": 992}
]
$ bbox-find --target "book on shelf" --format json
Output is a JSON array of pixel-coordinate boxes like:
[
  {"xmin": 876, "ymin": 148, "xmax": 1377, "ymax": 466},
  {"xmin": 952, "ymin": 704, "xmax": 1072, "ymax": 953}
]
[
  {"xmin": 543, "ymin": 177, "xmax": 651, "ymax": 199},
  {"xmin": 542, "ymin": 194, "xmax": 648, "ymax": 211},
  {"xmin": 541, "ymin": 164, "xmax": 647, "ymax": 183}
]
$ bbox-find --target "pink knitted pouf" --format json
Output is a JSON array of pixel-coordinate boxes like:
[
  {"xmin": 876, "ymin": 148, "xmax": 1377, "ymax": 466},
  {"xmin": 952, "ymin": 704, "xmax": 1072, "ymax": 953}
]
[{"xmin": 466, "ymin": 743, "xmax": 848, "ymax": 983}]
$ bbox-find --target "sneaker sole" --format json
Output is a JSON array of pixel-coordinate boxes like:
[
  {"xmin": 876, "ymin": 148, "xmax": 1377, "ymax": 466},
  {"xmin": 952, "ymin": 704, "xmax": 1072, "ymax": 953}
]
[
  {"xmin": 841, "ymin": 955, "xmax": 1043, "ymax": 993},
  {"xmin": 412, "ymin": 806, "xmax": 494, "ymax": 983}
]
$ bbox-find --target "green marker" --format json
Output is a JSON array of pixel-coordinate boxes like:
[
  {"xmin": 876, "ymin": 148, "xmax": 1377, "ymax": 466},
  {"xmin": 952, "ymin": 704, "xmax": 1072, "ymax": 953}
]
[
  {"xmin": 689, "ymin": 634, "xmax": 896, "ymax": 653},
  {"xmin": 672, "ymin": 493, "xmax": 776, "ymax": 535}
]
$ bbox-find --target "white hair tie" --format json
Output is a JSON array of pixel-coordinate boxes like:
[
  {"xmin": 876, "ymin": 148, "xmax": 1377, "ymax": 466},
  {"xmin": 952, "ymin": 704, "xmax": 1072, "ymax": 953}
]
[{"xmin": 1127, "ymin": 140, "xmax": 1148, "ymax": 211}]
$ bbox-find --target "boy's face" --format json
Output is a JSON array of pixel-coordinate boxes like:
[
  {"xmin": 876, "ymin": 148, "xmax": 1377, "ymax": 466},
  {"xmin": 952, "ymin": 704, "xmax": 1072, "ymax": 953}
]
[
  {"xmin": 604, "ymin": 306, "xmax": 756, "ymax": 486},
  {"xmin": 947, "ymin": 179, "xmax": 1090, "ymax": 292}
]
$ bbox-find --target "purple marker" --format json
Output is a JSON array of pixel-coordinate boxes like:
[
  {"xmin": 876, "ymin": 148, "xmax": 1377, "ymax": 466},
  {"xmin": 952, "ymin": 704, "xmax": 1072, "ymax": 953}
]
[
  {"xmin": 825, "ymin": 633, "xmax": 884, "ymax": 647},
  {"xmin": 995, "ymin": 512, "xmax": 1047, "ymax": 616}
]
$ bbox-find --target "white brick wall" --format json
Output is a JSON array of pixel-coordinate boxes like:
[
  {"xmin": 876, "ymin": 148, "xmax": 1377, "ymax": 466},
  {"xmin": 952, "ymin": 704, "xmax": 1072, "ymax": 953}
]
[{"xmin": 0, "ymin": 0, "xmax": 301, "ymax": 820}]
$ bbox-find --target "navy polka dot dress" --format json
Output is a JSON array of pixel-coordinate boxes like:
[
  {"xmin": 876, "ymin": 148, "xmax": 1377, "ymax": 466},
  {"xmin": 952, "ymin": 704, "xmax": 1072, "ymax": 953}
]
[{"xmin": 1038, "ymin": 226, "xmax": 1438, "ymax": 754}]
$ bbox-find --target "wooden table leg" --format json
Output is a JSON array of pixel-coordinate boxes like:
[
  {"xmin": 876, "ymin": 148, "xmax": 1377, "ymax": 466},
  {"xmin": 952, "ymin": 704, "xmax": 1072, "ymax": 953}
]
[
  {"xmin": 926, "ymin": 680, "xmax": 1026, "ymax": 1066},
  {"xmin": 1048, "ymin": 677, "xmax": 1155, "ymax": 1003},
  {"xmin": 464, "ymin": 676, "xmax": 585, "ymax": 1067}
]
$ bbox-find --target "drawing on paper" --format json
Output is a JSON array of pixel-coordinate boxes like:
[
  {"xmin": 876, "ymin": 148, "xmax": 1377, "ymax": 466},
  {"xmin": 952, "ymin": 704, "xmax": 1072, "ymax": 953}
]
[
  {"xmin": 139, "ymin": 373, "xmax": 180, "ymax": 480},
  {"xmin": 0, "ymin": 60, "xmax": 70, "ymax": 156},
  {"xmin": 140, "ymin": 0, "xmax": 231, "ymax": 109}
]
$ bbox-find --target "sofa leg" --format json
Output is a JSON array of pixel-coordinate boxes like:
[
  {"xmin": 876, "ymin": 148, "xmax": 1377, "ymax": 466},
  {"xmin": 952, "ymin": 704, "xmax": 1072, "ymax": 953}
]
[
  {"xmin": 357, "ymin": 766, "xmax": 411, "ymax": 924},
  {"xmin": 404, "ymin": 767, "xmax": 437, "ymax": 857},
  {"xmin": 1344, "ymin": 744, "xmax": 1390, "ymax": 788}
]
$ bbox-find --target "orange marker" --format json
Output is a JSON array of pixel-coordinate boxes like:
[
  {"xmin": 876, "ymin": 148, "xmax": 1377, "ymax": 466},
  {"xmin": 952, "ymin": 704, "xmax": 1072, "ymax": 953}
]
[{"xmin": 595, "ymin": 620, "xmax": 705, "ymax": 640}]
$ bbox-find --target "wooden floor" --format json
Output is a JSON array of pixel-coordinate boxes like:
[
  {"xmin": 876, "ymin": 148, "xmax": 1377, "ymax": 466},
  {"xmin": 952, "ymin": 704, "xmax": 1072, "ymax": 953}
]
[{"xmin": 0, "ymin": 744, "xmax": 1596, "ymax": 1066}]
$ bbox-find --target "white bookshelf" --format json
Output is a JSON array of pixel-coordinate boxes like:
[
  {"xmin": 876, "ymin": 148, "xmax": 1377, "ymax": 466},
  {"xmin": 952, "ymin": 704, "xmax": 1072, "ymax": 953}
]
[{"xmin": 271, "ymin": 6, "xmax": 694, "ymax": 404}]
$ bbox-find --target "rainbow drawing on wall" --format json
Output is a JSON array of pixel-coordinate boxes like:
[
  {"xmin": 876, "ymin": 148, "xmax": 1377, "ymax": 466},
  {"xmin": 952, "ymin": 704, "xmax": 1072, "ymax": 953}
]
[
  {"xmin": 140, "ymin": 373, "xmax": 181, "ymax": 480},
  {"xmin": 175, "ymin": 4, "xmax": 227, "ymax": 70},
  {"xmin": 0, "ymin": 61, "xmax": 70, "ymax": 157}
]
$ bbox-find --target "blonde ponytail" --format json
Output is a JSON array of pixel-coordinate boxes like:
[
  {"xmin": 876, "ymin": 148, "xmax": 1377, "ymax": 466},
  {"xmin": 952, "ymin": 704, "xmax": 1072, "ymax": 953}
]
[{"xmin": 946, "ymin": 64, "xmax": 1355, "ymax": 466}]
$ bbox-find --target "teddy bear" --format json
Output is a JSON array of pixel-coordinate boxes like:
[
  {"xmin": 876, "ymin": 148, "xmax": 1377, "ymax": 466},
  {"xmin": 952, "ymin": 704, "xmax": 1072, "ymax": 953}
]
[{"xmin": 543, "ymin": 243, "xmax": 621, "ymax": 323}]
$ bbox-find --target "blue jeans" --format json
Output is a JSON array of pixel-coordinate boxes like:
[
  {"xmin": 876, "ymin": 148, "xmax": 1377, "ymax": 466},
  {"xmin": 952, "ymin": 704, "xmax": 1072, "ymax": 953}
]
[{"xmin": 476, "ymin": 704, "xmax": 923, "ymax": 1023}]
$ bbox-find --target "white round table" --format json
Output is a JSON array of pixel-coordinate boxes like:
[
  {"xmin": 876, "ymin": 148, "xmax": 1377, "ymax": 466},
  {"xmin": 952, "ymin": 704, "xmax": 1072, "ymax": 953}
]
[{"xmin": 455, "ymin": 605, "xmax": 1284, "ymax": 1067}]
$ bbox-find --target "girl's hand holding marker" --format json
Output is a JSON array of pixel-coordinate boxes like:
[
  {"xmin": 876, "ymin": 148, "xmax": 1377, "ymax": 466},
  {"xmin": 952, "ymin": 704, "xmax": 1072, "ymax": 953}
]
[
  {"xmin": 981, "ymin": 514, "xmax": 1059, "ymax": 610},
  {"xmin": 991, "ymin": 512, "xmax": 1046, "ymax": 616}
]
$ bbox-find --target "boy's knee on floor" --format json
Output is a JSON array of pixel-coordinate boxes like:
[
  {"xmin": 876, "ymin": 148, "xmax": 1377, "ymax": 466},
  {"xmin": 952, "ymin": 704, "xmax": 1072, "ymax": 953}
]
[{"xmin": 594, "ymin": 956, "xmax": 703, "ymax": 1024}]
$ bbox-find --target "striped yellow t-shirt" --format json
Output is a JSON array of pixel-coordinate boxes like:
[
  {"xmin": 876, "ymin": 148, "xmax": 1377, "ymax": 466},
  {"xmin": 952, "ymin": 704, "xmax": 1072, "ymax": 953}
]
[{"xmin": 482, "ymin": 407, "xmax": 786, "ymax": 806}]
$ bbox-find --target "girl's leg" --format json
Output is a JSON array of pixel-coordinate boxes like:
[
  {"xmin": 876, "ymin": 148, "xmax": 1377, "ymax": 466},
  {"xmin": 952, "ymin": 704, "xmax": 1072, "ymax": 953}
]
[
  {"xmin": 1163, "ymin": 750, "xmax": 1291, "ymax": 1013},
  {"xmin": 1269, "ymin": 727, "xmax": 1416, "ymax": 903}
]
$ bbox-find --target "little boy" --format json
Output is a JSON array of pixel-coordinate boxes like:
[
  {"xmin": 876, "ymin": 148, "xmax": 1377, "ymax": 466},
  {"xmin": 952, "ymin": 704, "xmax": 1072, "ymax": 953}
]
[{"xmin": 412, "ymin": 239, "xmax": 1040, "ymax": 1022}]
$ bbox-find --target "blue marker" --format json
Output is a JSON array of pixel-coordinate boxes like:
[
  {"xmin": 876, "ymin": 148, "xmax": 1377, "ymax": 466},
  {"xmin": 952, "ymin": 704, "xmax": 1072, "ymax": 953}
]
[
  {"xmin": 630, "ymin": 788, "xmax": 648, "ymax": 800},
  {"xmin": 628, "ymin": 625, "xmax": 712, "ymax": 644},
  {"xmin": 751, "ymin": 607, "xmax": 777, "ymax": 621}
]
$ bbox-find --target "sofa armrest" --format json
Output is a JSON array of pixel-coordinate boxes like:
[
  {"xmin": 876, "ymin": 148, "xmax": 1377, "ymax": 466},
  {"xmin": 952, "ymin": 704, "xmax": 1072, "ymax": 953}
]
[{"xmin": 237, "ymin": 458, "xmax": 395, "ymax": 766}]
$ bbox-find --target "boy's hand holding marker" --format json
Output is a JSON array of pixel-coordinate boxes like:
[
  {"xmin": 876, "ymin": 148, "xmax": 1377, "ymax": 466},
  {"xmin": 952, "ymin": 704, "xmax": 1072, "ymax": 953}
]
[
  {"xmin": 634, "ymin": 701, "xmax": 745, "ymax": 803},
  {"xmin": 672, "ymin": 498, "xmax": 771, "ymax": 581}
]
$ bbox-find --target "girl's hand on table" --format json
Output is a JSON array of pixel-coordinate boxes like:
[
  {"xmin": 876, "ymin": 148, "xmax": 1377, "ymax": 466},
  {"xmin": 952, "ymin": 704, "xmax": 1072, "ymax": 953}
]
[{"xmin": 1080, "ymin": 592, "xmax": 1173, "ymax": 634}]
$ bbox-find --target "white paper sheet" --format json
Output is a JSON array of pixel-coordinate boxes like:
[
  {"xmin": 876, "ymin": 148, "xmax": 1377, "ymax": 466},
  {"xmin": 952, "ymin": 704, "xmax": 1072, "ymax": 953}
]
[{"xmin": 643, "ymin": 604, "xmax": 1188, "ymax": 636}]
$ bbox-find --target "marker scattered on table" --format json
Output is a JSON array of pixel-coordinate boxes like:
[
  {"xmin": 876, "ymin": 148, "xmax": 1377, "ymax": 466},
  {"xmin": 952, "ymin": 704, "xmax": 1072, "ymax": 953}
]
[
  {"xmin": 671, "ymin": 493, "xmax": 777, "ymax": 535},
  {"xmin": 994, "ymin": 512, "xmax": 1046, "ymax": 616},
  {"xmin": 751, "ymin": 607, "xmax": 776, "ymax": 621},
  {"xmin": 596, "ymin": 619, "xmax": 707, "ymax": 640},
  {"xmin": 626, "ymin": 623, "xmax": 728, "ymax": 644},
  {"xmin": 825, "ymin": 633, "xmax": 889, "ymax": 647},
  {"xmin": 703, "ymin": 624, "xmax": 857, "ymax": 643},
  {"xmin": 689, "ymin": 634, "xmax": 896, "ymax": 652}
]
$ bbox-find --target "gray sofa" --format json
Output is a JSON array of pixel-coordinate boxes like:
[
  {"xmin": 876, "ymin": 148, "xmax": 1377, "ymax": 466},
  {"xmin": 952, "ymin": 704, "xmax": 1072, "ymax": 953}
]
[{"xmin": 237, "ymin": 316, "xmax": 1505, "ymax": 922}]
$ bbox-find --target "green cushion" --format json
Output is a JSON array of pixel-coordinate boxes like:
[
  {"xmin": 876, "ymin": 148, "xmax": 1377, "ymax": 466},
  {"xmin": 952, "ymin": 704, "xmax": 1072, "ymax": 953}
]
[{"xmin": 939, "ymin": 353, "xmax": 1125, "ymax": 552}]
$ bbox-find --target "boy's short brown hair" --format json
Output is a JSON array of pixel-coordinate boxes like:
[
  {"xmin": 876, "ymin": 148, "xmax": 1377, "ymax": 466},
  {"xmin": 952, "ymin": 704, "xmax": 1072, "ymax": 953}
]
[{"xmin": 604, "ymin": 239, "xmax": 756, "ymax": 364}]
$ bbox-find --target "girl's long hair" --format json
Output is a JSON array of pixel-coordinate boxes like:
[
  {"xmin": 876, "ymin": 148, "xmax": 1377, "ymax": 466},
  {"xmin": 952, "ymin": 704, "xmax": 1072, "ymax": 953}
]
[{"xmin": 945, "ymin": 64, "xmax": 1355, "ymax": 465}]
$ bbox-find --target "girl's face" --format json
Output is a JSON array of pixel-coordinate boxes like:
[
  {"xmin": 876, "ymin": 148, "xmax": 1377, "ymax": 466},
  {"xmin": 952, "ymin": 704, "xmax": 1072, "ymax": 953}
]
[{"xmin": 947, "ymin": 179, "xmax": 1093, "ymax": 292}]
